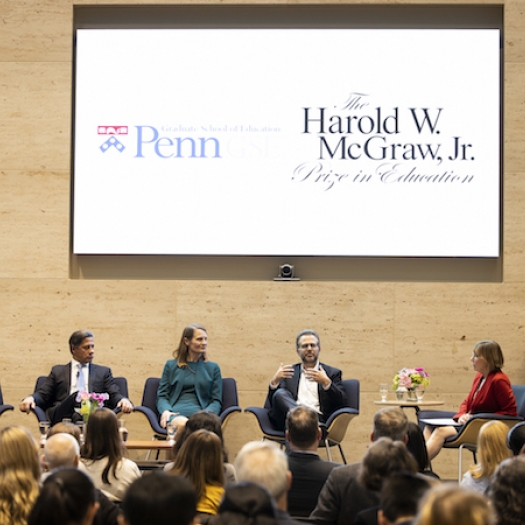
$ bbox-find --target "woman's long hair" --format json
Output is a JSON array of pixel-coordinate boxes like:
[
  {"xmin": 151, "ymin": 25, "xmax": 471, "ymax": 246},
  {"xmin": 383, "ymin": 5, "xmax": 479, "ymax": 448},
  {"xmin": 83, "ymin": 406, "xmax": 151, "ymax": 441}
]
[
  {"xmin": 81, "ymin": 408, "xmax": 125, "ymax": 485},
  {"xmin": 470, "ymin": 420, "xmax": 511, "ymax": 480},
  {"xmin": 173, "ymin": 323, "xmax": 208, "ymax": 366},
  {"xmin": 172, "ymin": 429, "xmax": 224, "ymax": 500},
  {"xmin": 0, "ymin": 426, "xmax": 40, "ymax": 525},
  {"xmin": 28, "ymin": 468, "xmax": 98, "ymax": 525}
]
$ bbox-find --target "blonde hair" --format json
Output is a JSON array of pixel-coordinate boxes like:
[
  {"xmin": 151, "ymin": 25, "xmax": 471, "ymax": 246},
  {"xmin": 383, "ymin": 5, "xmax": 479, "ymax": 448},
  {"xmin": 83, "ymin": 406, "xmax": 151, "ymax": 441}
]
[
  {"xmin": 0, "ymin": 427, "xmax": 40, "ymax": 525},
  {"xmin": 470, "ymin": 421, "xmax": 511, "ymax": 480},
  {"xmin": 416, "ymin": 485, "xmax": 495, "ymax": 525}
]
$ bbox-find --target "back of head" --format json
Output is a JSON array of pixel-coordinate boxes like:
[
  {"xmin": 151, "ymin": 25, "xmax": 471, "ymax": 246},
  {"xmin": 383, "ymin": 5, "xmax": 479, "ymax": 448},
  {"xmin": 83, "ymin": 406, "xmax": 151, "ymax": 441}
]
[
  {"xmin": 83, "ymin": 408, "xmax": 123, "ymax": 460},
  {"xmin": 507, "ymin": 422, "xmax": 525, "ymax": 456},
  {"xmin": 406, "ymin": 422, "xmax": 430, "ymax": 472},
  {"xmin": 47, "ymin": 422, "xmax": 82, "ymax": 444},
  {"xmin": 28, "ymin": 468, "xmax": 97, "ymax": 525},
  {"xmin": 234, "ymin": 442, "xmax": 288, "ymax": 500},
  {"xmin": 121, "ymin": 472, "xmax": 197, "ymax": 525},
  {"xmin": 472, "ymin": 420, "xmax": 511, "ymax": 479},
  {"xmin": 216, "ymin": 482, "xmax": 278, "ymax": 525},
  {"xmin": 0, "ymin": 469, "xmax": 39, "ymax": 525},
  {"xmin": 286, "ymin": 406, "xmax": 319, "ymax": 449},
  {"xmin": 373, "ymin": 407, "xmax": 409, "ymax": 442},
  {"xmin": 380, "ymin": 472, "xmax": 433, "ymax": 524},
  {"xmin": 488, "ymin": 456, "xmax": 525, "ymax": 525},
  {"xmin": 416, "ymin": 484, "xmax": 495, "ymax": 525},
  {"xmin": 0, "ymin": 426, "xmax": 41, "ymax": 482},
  {"xmin": 44, "ymin": 433, "xmax": 80, "ymax": 470},
  {"xmin": 173, "ymin": 429, "xmax": 224, "ymax": 500},
  {"xmin": 360, "ymin": 437, "xmax": 418, "ymax": 492}
]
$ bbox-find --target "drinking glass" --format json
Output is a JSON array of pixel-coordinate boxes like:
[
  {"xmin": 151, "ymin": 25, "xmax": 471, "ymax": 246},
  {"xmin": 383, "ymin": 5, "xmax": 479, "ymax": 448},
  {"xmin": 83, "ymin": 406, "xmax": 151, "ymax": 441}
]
[
  {"xmin": 379, "ymin": 383, "xmax": 388, "ymax": 402},
  {"xmin": 416, "ymin": 385, "xmax": 426, "ymax": 401},
  {"xmin": 167, "ymin": 421, "xmax": 177, "ymax": 443},
  {"xmin": 118, "ymin": 419, "xmax": 129, "ymax": 442},
  {"xmin": 39, "ymin": 421, "xmax": 50, "ymax": 445}
]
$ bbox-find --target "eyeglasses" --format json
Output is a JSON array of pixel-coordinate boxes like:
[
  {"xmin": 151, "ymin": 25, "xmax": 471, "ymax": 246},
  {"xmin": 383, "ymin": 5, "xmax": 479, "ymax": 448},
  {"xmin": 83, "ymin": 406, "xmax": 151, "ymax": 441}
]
[{"xmin": 299, "ymin": 343, "xmax": 319, "ymax": 350}]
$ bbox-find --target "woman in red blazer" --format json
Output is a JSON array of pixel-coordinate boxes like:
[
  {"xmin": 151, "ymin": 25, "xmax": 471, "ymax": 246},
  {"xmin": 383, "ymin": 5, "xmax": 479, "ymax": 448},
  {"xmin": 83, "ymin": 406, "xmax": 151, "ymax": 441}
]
[{"xmin": 425, "ymin": 340, "xmax": 517, "ymax": 460}]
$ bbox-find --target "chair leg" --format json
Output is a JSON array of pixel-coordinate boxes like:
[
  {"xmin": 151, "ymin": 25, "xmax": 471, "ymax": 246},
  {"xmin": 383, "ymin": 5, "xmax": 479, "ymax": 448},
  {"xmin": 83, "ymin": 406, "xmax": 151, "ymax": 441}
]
[
  {"xmin": 338, "ymin": 444, "xmax": 347, "ymax": 465},
  {"xmin": 325, "ymin": 441, "xmax": 332, "ymax": 462},
  {"xmin": 458, "ymin": 444, "xmax": 465, "ymax": 482}
]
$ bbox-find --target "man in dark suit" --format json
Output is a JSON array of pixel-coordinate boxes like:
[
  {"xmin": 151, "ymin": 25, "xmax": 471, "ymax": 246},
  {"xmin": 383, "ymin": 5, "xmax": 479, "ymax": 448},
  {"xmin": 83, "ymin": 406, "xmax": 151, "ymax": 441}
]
[
  {"xmin": 19, "ymin": 329, "xmax": 133, "ymax": 424},
  {"xmin": 286, "ymin": 406, "xmax": 340, "ymax": 517},
  {"xmin": 268, "ymin": 329, "xmax": 346, "ymax": 431}
]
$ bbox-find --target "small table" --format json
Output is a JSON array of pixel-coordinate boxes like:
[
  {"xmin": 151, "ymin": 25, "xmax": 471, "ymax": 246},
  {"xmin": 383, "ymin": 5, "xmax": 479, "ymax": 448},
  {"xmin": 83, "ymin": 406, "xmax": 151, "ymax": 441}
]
[
  {"xmin": 374, "ymin": 399, "xmax": 444, "ymax": 414},
  {"xmin": 125, "ymin": 440, "xmax": 173, "ymax": 470}
]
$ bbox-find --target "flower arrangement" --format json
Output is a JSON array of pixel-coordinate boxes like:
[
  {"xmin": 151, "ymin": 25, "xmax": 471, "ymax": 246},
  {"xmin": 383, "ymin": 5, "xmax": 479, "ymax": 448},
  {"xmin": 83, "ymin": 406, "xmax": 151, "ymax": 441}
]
[
  {"xmin": 393, "ymin": 367, "xmax": 430, "ymax": 391},
  {"xmin": 75, "ymin": 391, "xmax": 109, "ymax": 421}
]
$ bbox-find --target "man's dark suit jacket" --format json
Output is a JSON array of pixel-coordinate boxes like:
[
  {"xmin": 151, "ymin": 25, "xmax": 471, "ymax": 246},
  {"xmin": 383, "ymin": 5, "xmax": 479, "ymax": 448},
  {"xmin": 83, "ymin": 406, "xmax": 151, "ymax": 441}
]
[
  {"xmin": 268, "ymin": 362, "xmax": 346, "ymax": 428},
  {"xmin": 287, "ymin": 451, "xmax": 340, "ymax": 517},
  {"xmin": 31, "ymin": 363, "xmax": 124, "ymax": 422},
  {"xmin": 310, "ymin": 462, "xmax": 379, "ymax": 525}
]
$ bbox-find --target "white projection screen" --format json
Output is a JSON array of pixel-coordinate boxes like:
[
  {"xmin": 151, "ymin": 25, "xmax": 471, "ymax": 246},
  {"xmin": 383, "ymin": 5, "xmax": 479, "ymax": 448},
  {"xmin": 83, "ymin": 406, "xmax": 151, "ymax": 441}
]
[{"xmin": 73, "ymin": 24, "xmax": 501, "ymax": 258}]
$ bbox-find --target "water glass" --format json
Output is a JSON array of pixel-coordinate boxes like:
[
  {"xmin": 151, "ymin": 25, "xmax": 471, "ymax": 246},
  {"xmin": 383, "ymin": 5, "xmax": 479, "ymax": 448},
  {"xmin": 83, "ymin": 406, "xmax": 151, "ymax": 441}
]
[
  {"xmin": 39, "ymin": 421, "xmax": 50, "ymax": 445},
  {"xmin": 167, "ymin": 421, "xmax": 177, "ymax": 443},
  {"xmin": 416, "ymin": 385, "xmax": 426, "ymax": 401},
  {"xmin": 379, "ymin": 383, "xmax": 388, "ymax": 402}
]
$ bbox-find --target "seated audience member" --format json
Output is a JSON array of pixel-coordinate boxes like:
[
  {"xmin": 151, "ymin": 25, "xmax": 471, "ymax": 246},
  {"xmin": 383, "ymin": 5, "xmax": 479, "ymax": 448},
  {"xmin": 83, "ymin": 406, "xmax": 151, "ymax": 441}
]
[
  {"xmin": 80, "ymin": 408, "xmax": 141, "ymax": 502},
  {"xmin": 488, "ymin": 456, "xmax": 525, "ymax": 525},
  {"xmin": 0, "ymin": 426, "xmax": 40, "ymax": 525},
  {"xmin": 406, "ymin": 423, "xmax": 436, "ymax": 477},
  {"xmin": 28, "ymin": 468, "xmax": 99, "ymax": 525},
  {"xmin": 310, "ymin": 407, "xmax": 409, "ymax": 525},
  {"xmin": 47, "ymin": 420, "xmax": 82, "ymax": 443},
  {"xmin": 170, "ymin": 429, "xmax": 225, "ymax": 518},
  {"xmin": 42, "ymin": 433, "xmax": 120, "ymax": 525},
  {"xmin": 354, "ymin": 438, "xmax": 419, "ymax": 525},
  {"xmin": 120, "ymin": 472, "xmax": 198, "ymax": 525},
  {"xmin": 506, "ymin": 421, "xmax": 525, "ymax": 456},
  {"xmin": 285, "ymin": 406, "xmax": 339, "ymax": 517},
  {"xmin": 415, "ymin": 485, "xmax": 495, "ymax": 525},
  {"xmin": 377, "ymin": 472, "xmax": 434, "ymax": 525},
  {"xmin": 214, "ymin": 482, "xmax": 279, "ymax": 525},
  {"xmin": 165, "ymin": 410, "xmax": 236, "ymax": 484},
  {"xmin": 460, "ymin": 420, "xmax": 511, "ymax": 493},
  {"xmin": 157, "ymin": 324, "xmax": 222, "ymax": 431},
  {"xmin": 235, "ymin": 441, "xmax": 303, "ymax": 525},
  {"xmin": 19, "ymin": 330, "xmax": 132, "ymax": 425}
]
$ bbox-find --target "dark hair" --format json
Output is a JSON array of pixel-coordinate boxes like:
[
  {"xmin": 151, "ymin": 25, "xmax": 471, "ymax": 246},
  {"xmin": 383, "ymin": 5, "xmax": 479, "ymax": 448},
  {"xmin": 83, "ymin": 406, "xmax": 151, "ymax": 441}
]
[
  {"xmin": 406, "ymin": 422, "xmax": 430, "ymax": 472},
  {"xmin": 216, "ymin": 482, "xmax": 278, "ymax": 525},
  {"xmin": 68, "ymin": 330, "xmax": 94, "ymax": 352},
  {"xmin": 172, "ymin": 410, "xmax": 229, "ymax": 462},
  {"xmin": 507, "ymin": 422, "xmax": 525, "ymax": 456},
  {"xmin": 488, "ymin": 457, "xmax": 525, "ymax": 525},
  {"xmin": 81, "ymin": 408, "xmax": 125, "ymax": 485},
  {"xmin": 28, "ymin": 468, "xmax": 97, "ymax": 525},
  {"xmin": 286, "ymin": 406, "xmax": 319, "ymax": 448},
  {"xmin": 47, "ymin": 421, "xmax": 81, "ymax": 444},
  {"xmin": 174, "ymin": 324, "xmax": 208, "ymax": 366},
  {"xmin": 359, "ymin": 437, "xmax": 418, "ymax": 492},
  {"xmin": 381, "ymin": 472, "xmax": 432, "ymax": 523},
  {"xmin": 295, "ymin": 329, "xmax": 320, "ymax": 350},
  {"xmin": 172, "ymin": 429, "xmax": 224, "ymax": 501},
  {"xmin": 121, "ymin": 472, "xmax": 197, "ymax": 525}
]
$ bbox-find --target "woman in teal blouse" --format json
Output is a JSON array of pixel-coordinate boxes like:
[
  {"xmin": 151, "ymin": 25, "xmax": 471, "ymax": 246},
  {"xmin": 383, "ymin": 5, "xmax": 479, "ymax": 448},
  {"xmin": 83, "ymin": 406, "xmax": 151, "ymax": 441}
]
[{"xmin": 157, "ymin": 324, "xmax": 222, "ymax": 429}]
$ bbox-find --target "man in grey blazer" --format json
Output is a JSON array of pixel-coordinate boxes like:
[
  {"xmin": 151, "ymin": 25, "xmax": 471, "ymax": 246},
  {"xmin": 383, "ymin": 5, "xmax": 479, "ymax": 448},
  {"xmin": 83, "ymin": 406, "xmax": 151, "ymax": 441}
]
[
  {"xmin": 268, "ymin": 329, "xmax": 346, "ymax": 431},
  {"xmin": 19, "ymin": 329, "xmax": 133, "ymax": 424}
]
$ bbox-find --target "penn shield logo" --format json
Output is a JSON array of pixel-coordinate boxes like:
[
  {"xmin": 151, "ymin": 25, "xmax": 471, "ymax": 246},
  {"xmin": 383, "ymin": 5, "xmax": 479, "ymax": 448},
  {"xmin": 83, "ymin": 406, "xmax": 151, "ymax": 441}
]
[{"xmin": 98, "ymin": 126, "xmax": 127, "ymax": 153}]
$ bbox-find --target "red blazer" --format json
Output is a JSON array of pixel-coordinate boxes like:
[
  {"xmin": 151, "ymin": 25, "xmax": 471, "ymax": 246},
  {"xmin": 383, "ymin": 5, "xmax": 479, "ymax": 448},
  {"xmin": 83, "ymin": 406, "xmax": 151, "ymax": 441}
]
[{"xmin": 453, "ymin": 370, "xmax": 517, "ymax": 420}]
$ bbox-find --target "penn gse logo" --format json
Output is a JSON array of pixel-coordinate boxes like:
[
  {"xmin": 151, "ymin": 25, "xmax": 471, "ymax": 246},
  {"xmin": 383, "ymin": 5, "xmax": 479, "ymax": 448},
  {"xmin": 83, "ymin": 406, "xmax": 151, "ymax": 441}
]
[{"xmin": 98, "ymin": 126, "xmax": 127, "ymax": 152}]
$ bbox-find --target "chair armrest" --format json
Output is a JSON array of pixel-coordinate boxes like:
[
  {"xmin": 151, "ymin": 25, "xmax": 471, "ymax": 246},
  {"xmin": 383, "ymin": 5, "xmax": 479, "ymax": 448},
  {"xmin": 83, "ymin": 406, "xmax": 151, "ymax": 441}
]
[
  {"xmin": 0, "ymin": 405, "xmax": 14, "ymax": 417},
  {"xmin": 244, "ymin": 406, "xmax": 286, "ymax": 439},
  {"xmin": 219, "ymin": 406, "xmax": 242, "ymax": 424},
  {"xmin": 31, "ymin": 406, "xmax": 48, "ymax": 423},
  {"xmin": 133, "ymin": 406, "xmax": 167, "ymax": 436},
  {"xmin": 325, "ymin": 407, "xmax": 359, "ymax": 428}
]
